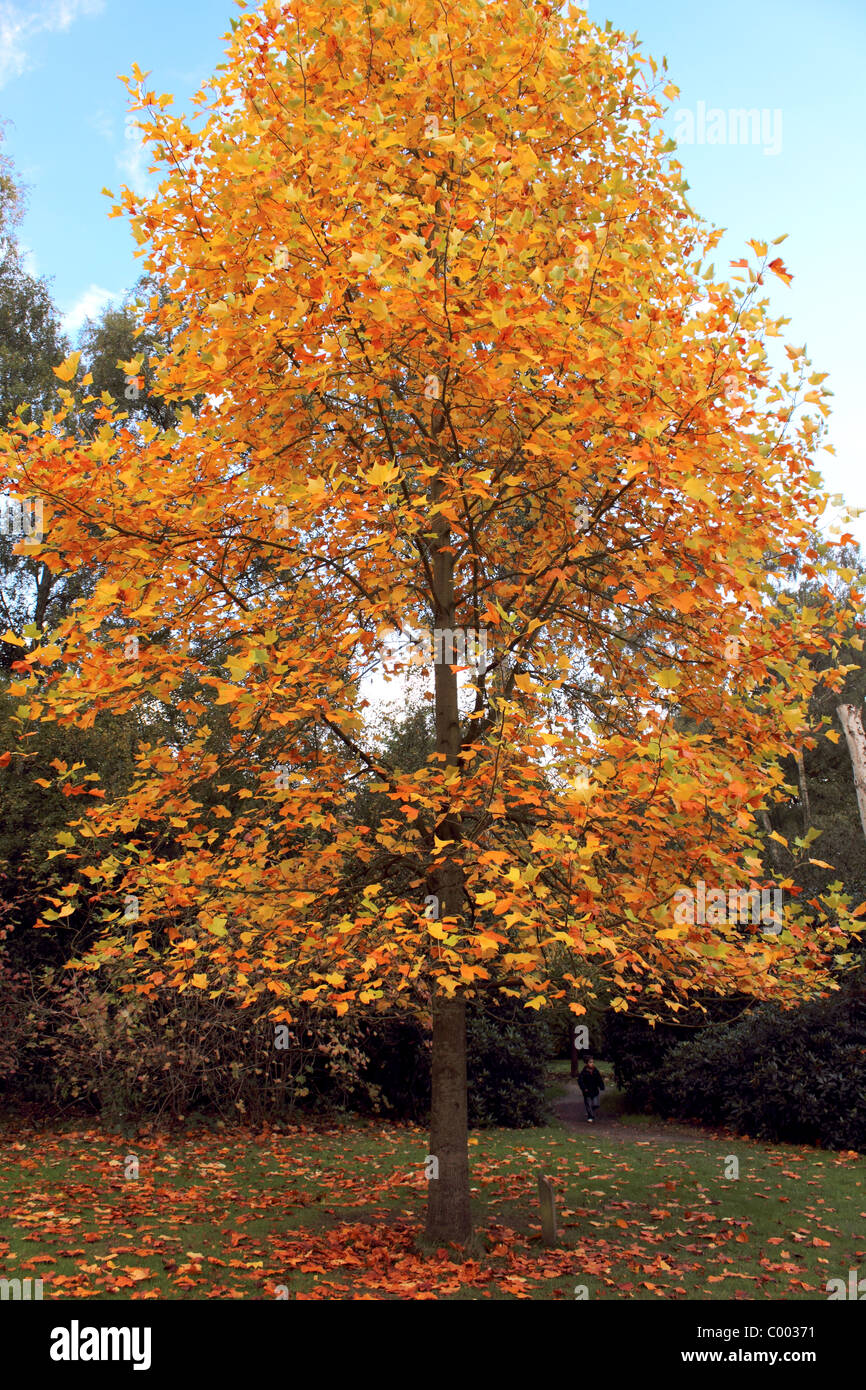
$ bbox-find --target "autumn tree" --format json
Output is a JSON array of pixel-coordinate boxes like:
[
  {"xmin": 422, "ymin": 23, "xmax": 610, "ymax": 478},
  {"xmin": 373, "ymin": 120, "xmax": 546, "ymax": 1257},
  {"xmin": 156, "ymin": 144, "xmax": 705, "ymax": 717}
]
[
  {"xmin": 1, "ymin": 0, "xmax": 863, "ymax": 1243},
  {"xmin": 76, "ymin": 274, "xmax": 202, "ymax": 433}
]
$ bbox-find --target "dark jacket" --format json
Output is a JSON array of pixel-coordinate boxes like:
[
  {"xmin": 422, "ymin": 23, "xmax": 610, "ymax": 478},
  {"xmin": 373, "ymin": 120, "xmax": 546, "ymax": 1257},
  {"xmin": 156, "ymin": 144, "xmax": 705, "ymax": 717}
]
[{"xmin": 578, "ymin": 1064, "xmax": 605, "ymax": 1098}]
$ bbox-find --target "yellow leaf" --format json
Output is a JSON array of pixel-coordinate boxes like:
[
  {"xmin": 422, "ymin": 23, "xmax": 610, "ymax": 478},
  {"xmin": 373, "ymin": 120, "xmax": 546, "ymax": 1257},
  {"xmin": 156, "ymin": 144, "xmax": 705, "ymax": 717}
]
[
  {"xmin": 408, "ymin": 254, "xmax": 434, "ymax": 280},
  {"xmin": 654, "ymin": 669, "xmax": 682, "ymax": 690},
  {"xmin": 117, "ymin": 355, "xmax": 144, "ymax": 375},
  {"xmin": 33, "ymin": 644, "xmax": 63, "ymax": 664},
  {"xmin": 768, "ymin": 831, "xmax": 788, "ymax": 847},
  {"xmin": 53, "ymin": 351, "xmax": 81, "ymax": 382},
  {"xmin": 191, "ymin": 973, "xmax": 208, "ymax": 989},
  {"xmin": 364, "ymin": 461, "xmax": 400, "ymax": 487},
  {"xmin": 348, "ymin": 249, "xmax": 379, "ymax": 272},
  {"xmin": 682, "ymin": 476, "xmax": 714, "ymax": 505}
]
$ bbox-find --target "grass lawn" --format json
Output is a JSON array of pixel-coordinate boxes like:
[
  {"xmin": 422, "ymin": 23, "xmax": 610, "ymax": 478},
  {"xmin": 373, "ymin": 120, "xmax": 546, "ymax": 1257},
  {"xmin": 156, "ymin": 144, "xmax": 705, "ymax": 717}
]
[{"xmin": 1, "ymin": 1104, "xmax": 863, "ymax": 1300}]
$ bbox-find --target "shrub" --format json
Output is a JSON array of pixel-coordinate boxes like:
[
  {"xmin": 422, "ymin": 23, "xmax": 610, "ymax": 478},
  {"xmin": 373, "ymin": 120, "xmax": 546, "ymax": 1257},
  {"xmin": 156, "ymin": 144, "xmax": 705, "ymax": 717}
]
[
  {"xmin": 351, "ymin": 996, "xmax": 555, "ymax": 1128},
  {"xmin": 0, "ymin": 949, "xmax": 556, "ymax": 1130},
  {"xmin": 600, "ymin": 1009, "xmax": 692, "ymax": 1106},
  {"xmin": 466, "ymin": 998, "xmax": 554, "ymax": 1128},
  {"xmin": 643, "ymin": 992, "xmax": 866, "ymax": 1151}
]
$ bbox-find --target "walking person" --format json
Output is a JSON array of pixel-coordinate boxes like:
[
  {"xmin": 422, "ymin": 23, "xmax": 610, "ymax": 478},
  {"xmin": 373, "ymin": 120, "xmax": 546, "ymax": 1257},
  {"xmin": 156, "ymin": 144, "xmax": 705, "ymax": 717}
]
[{"xmin": 578, "ymin": 1056, "xmax": 605, "ymax": 1122}]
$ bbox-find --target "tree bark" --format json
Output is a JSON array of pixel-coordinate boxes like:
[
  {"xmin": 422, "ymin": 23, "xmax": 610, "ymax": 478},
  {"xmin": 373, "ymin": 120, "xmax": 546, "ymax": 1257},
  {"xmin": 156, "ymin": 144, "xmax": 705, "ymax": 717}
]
[
  {"xmin": 426, "ymin": 992, "xmax": 471, "ymax": 1243},
  {"xmin": 569, "ymin": 1022, "xmax": 581, "ymax": 1076},
  {"xmin": 793, "ymin": 747, "xmax": 811, "ymax": 834},
  {"xmin": 837, "ymin": 703, "xmax": 866, "ymax": 843},
  {"xmin": 425, "ymin": 437, "xmax": 472, "ymax": 1246},
  {"xmin": 760, "ymin": 808, "xmax": 780, "ymax": 869}
]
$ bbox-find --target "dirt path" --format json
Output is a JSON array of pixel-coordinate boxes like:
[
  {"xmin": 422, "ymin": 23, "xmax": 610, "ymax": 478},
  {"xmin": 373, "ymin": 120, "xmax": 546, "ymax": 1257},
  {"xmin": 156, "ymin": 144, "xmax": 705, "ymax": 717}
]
[{"xmin": 552, "ymin": 1078, "xmax": 721, "ymax": 1146}]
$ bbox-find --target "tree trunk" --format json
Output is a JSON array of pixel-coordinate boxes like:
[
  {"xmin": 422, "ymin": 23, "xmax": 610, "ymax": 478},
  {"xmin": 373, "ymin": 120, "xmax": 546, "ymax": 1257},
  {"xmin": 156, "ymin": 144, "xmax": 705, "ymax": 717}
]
[
  {"xmin": 793, "ymin": 747, "xmax": 811, "ymax": 834},
  {"xmin": 425, "ymin": 436, "xmax": 472, "ymax": 1246},
  {"xmin": 760, "ymin": 808, "xmax": 780, "ymax": 869},
  {"xmin": 837, "ymin": 703, "xmax": 866, "ymax": 843},
  {"xmin": 426, "ymin": 993, "xmax": 471, "ymax": 1243},
  {"xmin": 569, "ymin": 1026, "xmax": 580, "ymax": 1077}
]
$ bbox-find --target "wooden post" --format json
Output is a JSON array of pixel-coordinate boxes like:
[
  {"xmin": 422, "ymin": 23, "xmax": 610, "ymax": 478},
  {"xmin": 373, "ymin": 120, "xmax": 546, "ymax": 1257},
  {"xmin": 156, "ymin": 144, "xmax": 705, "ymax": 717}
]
[
  {"xmin": 837, "ymin": 704, "xmax": 866, "ymax": 843},
  {"xmin": 538, "ymin": 1175, "xmax": 558, "ymax": 1246}
]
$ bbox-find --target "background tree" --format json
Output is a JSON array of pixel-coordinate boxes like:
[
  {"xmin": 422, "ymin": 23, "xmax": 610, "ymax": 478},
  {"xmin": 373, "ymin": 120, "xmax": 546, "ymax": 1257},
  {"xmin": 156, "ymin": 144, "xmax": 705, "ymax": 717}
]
[
  {"xmin": 0, "ymin": 145, "xmax": 204, "ymax": 997},
  {"xmin": 758, "ymin": 548, "xmax": 866, "ymax": 917},
  {"xmin": 0, "ymin": 138, "xmax": 68, "ymax": 427},
  {"xmin": 76, "ymin": 273, "xmax": 200, "ymax": 432}
]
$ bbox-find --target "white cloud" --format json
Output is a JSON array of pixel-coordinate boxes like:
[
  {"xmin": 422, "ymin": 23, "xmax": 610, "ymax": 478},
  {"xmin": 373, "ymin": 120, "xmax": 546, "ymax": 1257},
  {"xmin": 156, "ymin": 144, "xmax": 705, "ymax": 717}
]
[
  {"xmin": 86, "ymin": 108, "xmax": 158, "ymax": 195},
  {"xmin": 87, "ymin": 108, "xmax": 115, "ymax": 144},
  {"xmin": 17, "ymin": 238, "xmax": 38, "ymax": 276},
  {"xmin": 0, "ymin": 0, "xmax": 104, "ymax": 89},
  {"xmin": 117, "ymin": 112, "xmax": 159, "ymax": 195},
  {"xmin": 61, "ymin": 283, "xmax": 120, "ymax": 338}
]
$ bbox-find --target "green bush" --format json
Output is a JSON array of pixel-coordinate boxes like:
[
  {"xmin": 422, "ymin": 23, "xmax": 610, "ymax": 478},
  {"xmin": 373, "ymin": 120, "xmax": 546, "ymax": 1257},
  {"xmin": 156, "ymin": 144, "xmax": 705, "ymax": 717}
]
[
  {"xmin": 466, "ymin": 999, "xmax": 554, "ymax": 1128},
  {"xmin": 352, "ymin": 996, "xmax": 554, "ymax": 1128},
  {"xmin": 643, "ymin": 992, "xmax": 866, "ymax": 1151},
  {"xmin": 600, "ymin": 1009, "xmax": 696, "ymax": 1107}
]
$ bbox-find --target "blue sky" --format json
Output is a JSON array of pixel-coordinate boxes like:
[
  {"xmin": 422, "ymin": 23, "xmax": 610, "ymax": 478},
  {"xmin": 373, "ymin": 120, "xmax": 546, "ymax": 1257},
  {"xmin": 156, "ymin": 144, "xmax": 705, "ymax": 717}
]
[{"xmin": 1, "ymin": 0, "xmax": 863, "ymax": 539}]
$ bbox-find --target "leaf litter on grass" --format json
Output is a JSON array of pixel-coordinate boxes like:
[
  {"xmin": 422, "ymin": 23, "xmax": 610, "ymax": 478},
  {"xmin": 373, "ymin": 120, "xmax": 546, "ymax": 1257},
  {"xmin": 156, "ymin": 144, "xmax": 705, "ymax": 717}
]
[{"xmin": 0, "ymin": 1119, "xmax": 862, "ymax": 1299}]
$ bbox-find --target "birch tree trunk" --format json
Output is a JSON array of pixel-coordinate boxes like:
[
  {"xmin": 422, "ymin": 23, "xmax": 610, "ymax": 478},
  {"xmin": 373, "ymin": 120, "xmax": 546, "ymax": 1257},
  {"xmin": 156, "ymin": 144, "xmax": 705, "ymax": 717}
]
[{"xmin": 837, "ymin": 703, "xmax": 866, "ymax": 843}]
